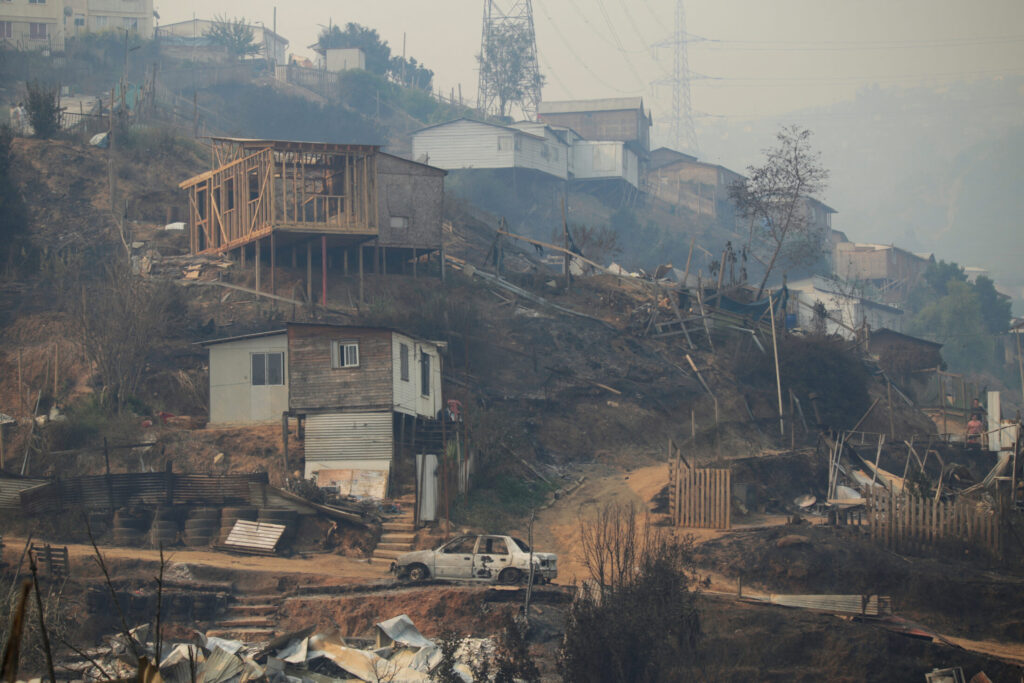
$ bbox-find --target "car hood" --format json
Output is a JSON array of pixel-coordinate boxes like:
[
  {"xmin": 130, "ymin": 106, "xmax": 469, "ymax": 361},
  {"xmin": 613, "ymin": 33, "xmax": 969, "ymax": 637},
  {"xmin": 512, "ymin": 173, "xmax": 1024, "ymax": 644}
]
[{"xmin": 395, "ymin": 550, "xmax": 434, "ymax": 565}]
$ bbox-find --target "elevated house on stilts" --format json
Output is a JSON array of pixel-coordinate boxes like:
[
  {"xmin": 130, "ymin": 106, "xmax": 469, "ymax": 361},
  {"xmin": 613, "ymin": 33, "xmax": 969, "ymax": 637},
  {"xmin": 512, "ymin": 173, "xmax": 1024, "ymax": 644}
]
[{"xmin": 180, "ymin": 138, "xmax": 447, "ymax": 304}]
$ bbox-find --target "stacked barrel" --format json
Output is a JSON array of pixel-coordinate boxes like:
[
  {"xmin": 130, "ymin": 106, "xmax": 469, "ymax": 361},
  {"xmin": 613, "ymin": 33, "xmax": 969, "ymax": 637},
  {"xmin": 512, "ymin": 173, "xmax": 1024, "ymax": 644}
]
[{"xmin": 183, "ymin": 507, "xmax": 221, "ymax": 547}]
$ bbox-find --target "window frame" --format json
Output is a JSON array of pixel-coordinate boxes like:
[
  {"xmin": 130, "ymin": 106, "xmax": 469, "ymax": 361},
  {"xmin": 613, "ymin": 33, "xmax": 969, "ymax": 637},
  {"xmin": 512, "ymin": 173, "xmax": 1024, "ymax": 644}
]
[
  {"xmin": 420, "ymin": 350, "xmax": 431, "ymax": 396},
  {"xmin": 250, "ymin": 351, "xmax": 285, "ymax": 387},
  {"xmin": 332, "ymin": 340, "xmax": 360, "ymax": 369},
  {"xmin": 28, "ymin": 22, "xmax": 47, "ymax": 38},
  {"xmin": 399, "ymin": 343, "xmax": 410, "ymax": 382},
  {"xmin": 0, "ymin": 22, "xmax": 11, "ymax": 39}
]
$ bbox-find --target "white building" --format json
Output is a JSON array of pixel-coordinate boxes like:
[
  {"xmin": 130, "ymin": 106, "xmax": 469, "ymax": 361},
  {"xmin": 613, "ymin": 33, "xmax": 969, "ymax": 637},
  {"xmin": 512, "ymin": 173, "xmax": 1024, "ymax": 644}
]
[
  {"xmin": 0, "ymin": 0, "xmax": 154, "ymax": 50},
  {"xmin": 572, "ymin": 140, "xmax": 639, "ymax": 189},
  {"xmin": 324, "ymin": 47, "xmax": 365, "ymax": 72},
  {"xmin": 156, "ymin": 18, "xmax": 289, "ymax": 65},
  {"xmin": 412, "ymin": 118, "xmax": 569, "ymax": 181},
  {"xmin": 199, "ymin": 330, "xmax": 289, "ymax": 425},
  {"xmin": 788, "ymin": 275, "xmax": 904, "ymax": 339}
]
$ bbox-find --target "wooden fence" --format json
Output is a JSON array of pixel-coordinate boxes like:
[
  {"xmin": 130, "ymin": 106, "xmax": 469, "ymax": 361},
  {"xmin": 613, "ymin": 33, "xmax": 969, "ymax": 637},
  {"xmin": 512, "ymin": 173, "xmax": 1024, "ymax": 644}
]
[
  {"xmin": 668, "ymin": 439, "xmax": 731, "ymax": 529},
  {"xmin": 865, "ymin": 488, "xmax": 1001, "ymax": 557}
]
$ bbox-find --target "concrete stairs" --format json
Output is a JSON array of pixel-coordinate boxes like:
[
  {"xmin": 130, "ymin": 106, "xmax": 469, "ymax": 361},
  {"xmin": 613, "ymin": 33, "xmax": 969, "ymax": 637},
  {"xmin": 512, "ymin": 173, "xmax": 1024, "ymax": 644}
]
[
  {"xmin": 206, "ymin": 594, "xmax": 280, "ymax": 643},
  {"xmin": 372, "ymin": 497, "xmax": 417, "ymax": 563}
]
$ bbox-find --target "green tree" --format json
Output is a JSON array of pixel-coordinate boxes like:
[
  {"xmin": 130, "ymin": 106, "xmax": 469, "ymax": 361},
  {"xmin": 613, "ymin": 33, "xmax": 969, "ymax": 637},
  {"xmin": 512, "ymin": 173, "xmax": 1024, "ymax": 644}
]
[
  {"xmin": 316, "ymin": 23, "xmax": 391, "ymax": 75},
  {"xmin": 729, "ymin": 125, "xmax": 830, "ymax": 298},
  {"xmin": 388, "ymin": 55, "xmax": 433, "ymax": 90},
  {"xmin": 911, "ymin": 280, "xmax": 994, "ymax": 372},
  {"xmin": 476, "ymin": 23, "xmax": 544, "ymax": 118},
  {"xmin": 973, "ymin": 275, "xmax": 1011, "ymax": 335},
  {"xmin": 204, "ymin": 15, "xmax": 260, "ymax": 61},
  {"xmin": 25, "ymin": 80, "xmax": 61, "ymax": 139}
]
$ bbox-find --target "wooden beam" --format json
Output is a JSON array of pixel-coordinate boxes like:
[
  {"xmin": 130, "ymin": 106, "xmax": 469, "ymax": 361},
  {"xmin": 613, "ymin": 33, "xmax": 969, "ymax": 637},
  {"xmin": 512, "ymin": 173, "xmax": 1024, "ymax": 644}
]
[
  {"xmin": 321, "ymin": 235, "xmax": 327, "ymax": 306},
  {"xmin": 306, "ymin": 240, "xmax": 312, "ymax": 303}
]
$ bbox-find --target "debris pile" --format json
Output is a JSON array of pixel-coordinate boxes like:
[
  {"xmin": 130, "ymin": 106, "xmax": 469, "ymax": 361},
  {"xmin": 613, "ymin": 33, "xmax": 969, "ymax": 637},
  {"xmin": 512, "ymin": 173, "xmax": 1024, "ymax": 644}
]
[{"xmin": 60, "ymin": 615, "xmax": 492, "ymax": 683}]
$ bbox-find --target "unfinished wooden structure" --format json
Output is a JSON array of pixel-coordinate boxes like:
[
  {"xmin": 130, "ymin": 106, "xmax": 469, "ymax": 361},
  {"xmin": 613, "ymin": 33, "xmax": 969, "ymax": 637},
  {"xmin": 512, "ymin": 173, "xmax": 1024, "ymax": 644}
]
[
  {"xmin": 667, "ymin": 439, "xmax": 731, "ymax": 529},
  {"xmin": 180, "ymin": 138, "xmax": 446, "ymax": 305}
]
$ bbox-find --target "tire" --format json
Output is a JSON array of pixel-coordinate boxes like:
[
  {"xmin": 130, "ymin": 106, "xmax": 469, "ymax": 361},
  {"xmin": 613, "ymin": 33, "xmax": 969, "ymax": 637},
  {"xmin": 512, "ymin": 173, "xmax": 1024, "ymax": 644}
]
[
  {"xmin": 498, "ymin": 568, "xmax": 522, "ymax": 586},
  {"xmin": 407, "ymin": 564, "xmax": 429, "ymax": 582}
]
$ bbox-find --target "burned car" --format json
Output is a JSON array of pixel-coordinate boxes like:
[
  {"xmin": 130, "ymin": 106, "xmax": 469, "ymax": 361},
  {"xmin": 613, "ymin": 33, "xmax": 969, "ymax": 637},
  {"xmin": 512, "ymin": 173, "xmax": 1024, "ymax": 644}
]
[{"xmin": 391, "ymin": 534, "xmax": 557, "ymax": 584}]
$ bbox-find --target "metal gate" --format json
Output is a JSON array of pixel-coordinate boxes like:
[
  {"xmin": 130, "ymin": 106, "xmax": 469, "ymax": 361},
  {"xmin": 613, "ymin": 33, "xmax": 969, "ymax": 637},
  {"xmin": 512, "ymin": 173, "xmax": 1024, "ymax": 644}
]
[{"xmin": 305, "ymin": 412, "xmax": 394, "ymax": 498}]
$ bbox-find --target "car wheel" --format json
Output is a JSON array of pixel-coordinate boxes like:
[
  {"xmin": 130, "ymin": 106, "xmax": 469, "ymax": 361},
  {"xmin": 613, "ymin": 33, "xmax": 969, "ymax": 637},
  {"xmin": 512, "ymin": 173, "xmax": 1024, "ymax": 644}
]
[
  {"xmin": 498, "ymin": 568, "xmax": 522, "ymax": 585},
  {"xmin": 407, "ymin": 564, "xmax": 429, "ymax": 582}
]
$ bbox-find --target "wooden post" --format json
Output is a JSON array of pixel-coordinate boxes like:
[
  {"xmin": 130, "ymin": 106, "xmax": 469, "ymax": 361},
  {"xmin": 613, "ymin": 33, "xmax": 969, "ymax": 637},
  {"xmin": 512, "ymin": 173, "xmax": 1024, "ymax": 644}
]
[
  {"xmin": 1, "ymin": 424, "xmax": 5, "ymax": 468},
  {"xmin": 412, "ymin": 248, "xmax": 417, "ymax": 278},
  {"xmin": 768, "ymin": 290, "xmax": 784, "ymax": 437},
  {"xmin": 306, "ymin": 240, "xmax": 312, "ymax": 303},
  {"xmin": 321, "ymin": 236, "xmax": 328, "ymax": 306},
  {"xmin": 887, "ymin": 380, "xmax": 895, "ymax": 440},
  {"xmin": 682, "ymin": 235, "xmax": 695, "ymax": 287},
  {"xmin": 270, "ymin": 232, "xmax": 276, "ymax": 296},
  {"xmin": 255, "ymin": 238, "xmax": 261, "ymax": 292},
  {"xmin": 291, "ymin": 245, "xmax": 297, "ymax": 268},
  {"xmin": 53, "ymin": 343, "xmax": 58, "ymax": 398},
  {"xmin": 17, "ymin": 349, "xmax": 23, "ymax": 413},
  {"xmin": 281, "ymin": 412, "xmax": 289, "ymax": 470},
  {"xmin": 1016, "ymin": 331, "xmax": 1024, "ymax": 406},
  {"xmin": 358, "ymin": 245, "xmax": 365, "ymax": 304},
  {"xmin": 561, "ymin": 195, "xmax": 570, "ymax": 292},
  {"xmin": 343, "ymin": 248, "xmax": 349, "ymax": 276}
]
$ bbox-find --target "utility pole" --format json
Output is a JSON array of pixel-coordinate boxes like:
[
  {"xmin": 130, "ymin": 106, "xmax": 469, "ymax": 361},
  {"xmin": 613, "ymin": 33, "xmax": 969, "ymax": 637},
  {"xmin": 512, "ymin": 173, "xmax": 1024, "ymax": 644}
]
[
  {"xmin": 653, "ymin": 0, "xmax": 699, "ymax": 154},
  {"xmin": 477, "ymin": 0, "xmax": 541, "ymax": 120}
]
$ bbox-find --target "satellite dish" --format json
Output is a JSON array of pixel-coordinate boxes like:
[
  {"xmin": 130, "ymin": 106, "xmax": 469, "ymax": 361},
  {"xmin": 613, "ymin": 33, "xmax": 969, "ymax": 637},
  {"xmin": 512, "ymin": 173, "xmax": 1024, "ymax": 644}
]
[{"xmin": 794, "ymin": 494, "xmax": 816, "ymax": 509}]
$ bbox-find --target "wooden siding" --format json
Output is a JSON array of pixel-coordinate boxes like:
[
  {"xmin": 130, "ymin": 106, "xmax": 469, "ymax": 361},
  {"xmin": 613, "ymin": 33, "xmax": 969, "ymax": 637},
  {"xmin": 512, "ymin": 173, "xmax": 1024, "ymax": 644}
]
[
  {"xmin": 288, "ymin": 326, "xmax": 394, "ymax": 412},
  {"xmin": 375, "ymin": 154, "xmax": 445, "ymax": 250},
  {"xmin": 537, "ymin": 108, "xmax": 650, "ymax": 152}
]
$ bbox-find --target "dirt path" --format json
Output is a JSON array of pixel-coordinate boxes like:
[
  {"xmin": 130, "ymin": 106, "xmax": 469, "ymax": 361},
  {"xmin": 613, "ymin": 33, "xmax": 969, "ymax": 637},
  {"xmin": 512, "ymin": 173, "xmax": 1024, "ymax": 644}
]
[{"xmin": 5, "ymin": 536, "xmax": 391, "ymax": 586}]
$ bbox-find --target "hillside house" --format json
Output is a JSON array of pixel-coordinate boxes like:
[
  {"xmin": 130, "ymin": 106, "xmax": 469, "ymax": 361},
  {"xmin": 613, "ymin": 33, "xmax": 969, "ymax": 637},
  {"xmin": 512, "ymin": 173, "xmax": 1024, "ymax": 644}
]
[
  {"xmin": 200, "ymin": 324, "xmax": 443, "ymax": 499},
  {"xmin": 646, "ymin": 147, "xmax": 743, "ymax": 219},
  {"xmin": 832, "ymin": 241, "xmax": 931, "ymax": 303},
  {"xmin": 411, "ymin": 118, "xmax": 569, "ymax": 181},
  {"xmin": 180, "ymin": 138, "xmax": 447, "ymax": 305},
  {"xmin": 0, "ymin": 0, "xmax": 66, "ymax": 50},
  {"xmin": 199, "ymin": 330, "xmax": 289, "ymax": 425},
  {"xmin": 867, "ymin": 328, "xmax": 943, "ymax": 386},
  {"xmin": 788, "ymin": 275, "xmax": 903, "ymax": 339},
  {"xmin": 157, "ymin": 18, "xmax": 289, "ymax": 64},
  {"xmin": 320, "ymin": 47, "xmax": 366, "ymax": 72},
  {"xmin": 538, "ymin": 97, "xmax": 652, "ymax": 156},
  {"xmin": 287, "ymin": 324, "xmax": 442, "ymax": 497}
]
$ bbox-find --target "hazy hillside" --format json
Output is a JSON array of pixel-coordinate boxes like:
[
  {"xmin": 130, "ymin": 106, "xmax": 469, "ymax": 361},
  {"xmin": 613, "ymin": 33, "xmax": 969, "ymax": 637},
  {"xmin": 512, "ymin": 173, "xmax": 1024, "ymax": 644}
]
[{"xmin": 699, "ymin": 76, "xmax": 1024, "ymax": 308}]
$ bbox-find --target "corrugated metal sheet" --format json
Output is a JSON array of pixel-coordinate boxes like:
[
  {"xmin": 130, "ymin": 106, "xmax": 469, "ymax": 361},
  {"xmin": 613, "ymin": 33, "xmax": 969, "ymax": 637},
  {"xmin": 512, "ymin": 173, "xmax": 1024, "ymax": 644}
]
[
  {"xmin": 539, "ymin": 97, "xmax": 644, "ymax": 114},
  {"xmin": 767, "ymin": 594, "xmax": 892, "ymax": 616},
  {"xmin": 19, "ymin": 472, "xmax": 269, "ymax": 514},
  {"xmin": 0, "ymin": 477, "xmax": 47, "ymax": 509},
  {"xmin": 305, "ymin": 412, "xmax": 393, "ymax": 462},
  {"xmin": 224, "ymin": 520, "xmax": 286, "ymax": 554}
]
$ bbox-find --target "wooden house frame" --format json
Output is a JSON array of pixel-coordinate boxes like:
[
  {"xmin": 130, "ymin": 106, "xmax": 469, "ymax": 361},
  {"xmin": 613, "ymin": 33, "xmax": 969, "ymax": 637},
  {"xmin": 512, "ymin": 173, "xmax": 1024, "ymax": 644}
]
[{"xmin": 181, "ymin": 138, "xmax": 379, "ymax": 255}]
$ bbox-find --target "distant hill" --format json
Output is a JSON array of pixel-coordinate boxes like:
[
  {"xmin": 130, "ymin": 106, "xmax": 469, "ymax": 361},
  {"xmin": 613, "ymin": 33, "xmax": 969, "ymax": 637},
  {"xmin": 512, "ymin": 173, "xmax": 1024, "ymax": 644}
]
[{"xmin": 698, "ymin": 76, "xmax": 1024, "ymax": 309}]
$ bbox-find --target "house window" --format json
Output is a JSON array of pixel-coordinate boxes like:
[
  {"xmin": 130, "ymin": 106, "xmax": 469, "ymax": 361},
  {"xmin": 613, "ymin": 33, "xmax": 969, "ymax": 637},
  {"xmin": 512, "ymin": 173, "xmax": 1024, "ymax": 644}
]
[
  {"xmin": 29, "ymin": 23, "xmax": 47, "ymax": 38},
  {"xmin": 399, "ymin": 343, "xmax": 410, "ymax": 382},
  {"xmin": 390, "ymin": 216, "xmax": 409, "ymax": 230},
  {"xmin": 29, "ymin": 0, "xmax": 46, "ymax": 4},
  {"xmin": 332, "ymin": 341, "xmax": 359, "ymax": 368},
  {"xmin": 0, "ymin": 22, "xmax": 11, "ymax": 39},
  {"xmin": 497, "ymin": 135, "xmax": 513, "ymax": 151},
  {"xmin": 124, "ymin": 17, "xmax": 138, "ymax": 31},
  {"xmin": 94, "ymin": 15, "xmax": 108, "ymax": 29},
  {"xmin": 251, "ymin": 352, "xmax": 284, "ymax": 386},
  {"xmin": 420, "ymin": 351, "xmax": 431, "ymax": 396}
]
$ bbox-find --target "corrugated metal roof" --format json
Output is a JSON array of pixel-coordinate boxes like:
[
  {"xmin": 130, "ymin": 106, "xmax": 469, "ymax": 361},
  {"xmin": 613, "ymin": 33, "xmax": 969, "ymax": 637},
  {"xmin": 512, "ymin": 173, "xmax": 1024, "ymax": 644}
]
[
  {"xmin": 224, "ymin": 520, "xmax": 287, "ymax": 554},
  {"xmin": 539, "ymin": 97, "xmax": 645, "ymax": 114},
  {"xmin": 197, "ymin": 330, "xmax": 287, "ymax": 347},
  {"xmin": 0, "ymin": 478, "xmax": 47, "ymax": 509}
]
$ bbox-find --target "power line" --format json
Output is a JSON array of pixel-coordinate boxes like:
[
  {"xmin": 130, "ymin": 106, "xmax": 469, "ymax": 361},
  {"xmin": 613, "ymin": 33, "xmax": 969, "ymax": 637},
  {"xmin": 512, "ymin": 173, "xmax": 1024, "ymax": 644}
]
[
  {"xmin": 563, "ymin": 0, "xmax": 648, "ymax": 54},
  {"xmin": 536, "ymin": 47, "xmax": 575, "ymax": 99},
  {"xmin": 691, "ymin": 66, "xmax": 1024, "ymax": 87},
  {"xmin": 689, "ymin": 34, "xmax": 1024, "ymax": 51},
  {"xmin": 535, "ymin": 1, "xmax": 643, "ymax": 95},
  {"xmin": 593, "ymin": 0, "xmax": 647, "ymax": 83}
]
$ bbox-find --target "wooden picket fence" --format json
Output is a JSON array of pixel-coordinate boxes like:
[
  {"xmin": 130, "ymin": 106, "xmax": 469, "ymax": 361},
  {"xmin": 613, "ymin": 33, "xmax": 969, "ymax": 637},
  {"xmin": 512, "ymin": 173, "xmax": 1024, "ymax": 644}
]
[
  {"xmin": 668, "ymin": 439, "xmax": 731, "ymax": 529},
  {"xmin": 865, "ymin": 488, "xmax": 1001, "ymax": 558}
]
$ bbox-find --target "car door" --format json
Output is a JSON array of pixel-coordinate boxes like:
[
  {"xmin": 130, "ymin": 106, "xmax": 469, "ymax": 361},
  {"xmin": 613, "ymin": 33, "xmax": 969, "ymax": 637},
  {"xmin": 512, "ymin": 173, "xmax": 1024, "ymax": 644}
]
[
  {"xmin": 473, "ymin": 536, "xmax": 512, "ymax": 580},
  {"xmin": 432, "ymin": 535, "xmax": 477, "ymax": 579}
]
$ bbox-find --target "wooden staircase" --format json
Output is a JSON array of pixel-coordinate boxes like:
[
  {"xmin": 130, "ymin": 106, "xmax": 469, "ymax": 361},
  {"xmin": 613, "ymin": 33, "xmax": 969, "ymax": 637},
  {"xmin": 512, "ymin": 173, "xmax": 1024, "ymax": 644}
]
[
  {"xmin": 372, "ymin": 496, "xmax": 417, "ymax": 563},
  {"xmin": 206, "ymin": 593, "xmax": 280, "ymax": 643}
]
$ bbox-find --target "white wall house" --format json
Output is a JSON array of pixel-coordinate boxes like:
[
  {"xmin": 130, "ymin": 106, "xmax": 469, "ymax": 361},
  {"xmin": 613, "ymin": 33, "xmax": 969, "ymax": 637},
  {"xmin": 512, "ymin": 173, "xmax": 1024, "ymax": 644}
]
[
  {"xmin": 572, "ymin": 140, "xmax": 639, "ymax": 189},
  {"xmin": 157, "ymin": 18, "xmax": 289, "ymax": 65},
  {"xmin": 411, "ymin": 118, "xmax": 569, "ymax": 181},
  {"xmin": 788, "ymin": 276, "xmax": 903, "ymax": 339},
  {"xmin": 200, "ymin": 330, "xmax": 289, "ymax": 425},
  {"xmin": 325, "ymin": 47, "xmax": 365, "ymax": 72}
]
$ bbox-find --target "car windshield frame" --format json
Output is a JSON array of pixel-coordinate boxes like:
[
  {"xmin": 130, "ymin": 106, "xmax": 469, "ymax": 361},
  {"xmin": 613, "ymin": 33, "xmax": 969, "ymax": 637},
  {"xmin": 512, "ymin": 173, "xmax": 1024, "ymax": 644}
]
[
  {"xmin": 511, "ymin": 537, "xmax": 530, "ymax": 552},
  {"xmin": 439, "ymin": 535, "xmax": 477, "ymax": 554}
]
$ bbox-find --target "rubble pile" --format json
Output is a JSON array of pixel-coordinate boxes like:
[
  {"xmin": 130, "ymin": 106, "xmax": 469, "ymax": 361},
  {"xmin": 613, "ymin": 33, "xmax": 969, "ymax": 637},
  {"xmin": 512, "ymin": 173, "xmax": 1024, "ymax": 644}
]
[{"xmin": 59, "ymin": 615, "xmax": 493, "ymax": 683}]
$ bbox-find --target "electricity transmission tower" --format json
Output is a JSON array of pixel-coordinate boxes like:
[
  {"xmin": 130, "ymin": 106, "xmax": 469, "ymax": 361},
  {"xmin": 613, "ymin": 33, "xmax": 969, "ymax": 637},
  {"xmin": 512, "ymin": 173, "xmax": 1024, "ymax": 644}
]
[
  {"xmin": 654, "ymin": 0, "xmax": 699, "ymax": 154},
  {"xmin": 477, "ymin": 0, "xmax": 542, "ymax": 120}
]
